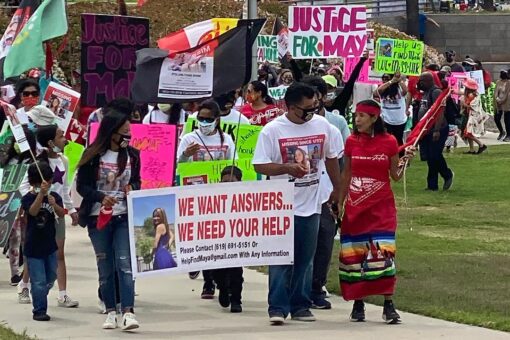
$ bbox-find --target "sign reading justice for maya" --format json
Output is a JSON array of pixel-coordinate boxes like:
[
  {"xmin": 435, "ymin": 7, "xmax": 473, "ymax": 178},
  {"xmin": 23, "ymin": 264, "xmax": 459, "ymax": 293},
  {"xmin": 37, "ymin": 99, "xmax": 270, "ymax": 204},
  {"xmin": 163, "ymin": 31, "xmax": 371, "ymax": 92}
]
[
  {"xmin": 288, "ymin": 5, "xmax": 367, "ymax": 59},
  {"xmin": 81, "ymin": 14, "xmax": 150, "ymax": 107}
]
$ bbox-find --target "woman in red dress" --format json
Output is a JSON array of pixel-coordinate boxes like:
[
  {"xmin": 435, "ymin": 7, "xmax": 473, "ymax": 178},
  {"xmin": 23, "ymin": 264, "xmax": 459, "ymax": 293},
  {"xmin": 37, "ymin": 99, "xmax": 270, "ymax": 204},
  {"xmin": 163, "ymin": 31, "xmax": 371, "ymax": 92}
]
[{"xmin": 339, "ymin": 99, "xmax": 415, "ymax": 324}]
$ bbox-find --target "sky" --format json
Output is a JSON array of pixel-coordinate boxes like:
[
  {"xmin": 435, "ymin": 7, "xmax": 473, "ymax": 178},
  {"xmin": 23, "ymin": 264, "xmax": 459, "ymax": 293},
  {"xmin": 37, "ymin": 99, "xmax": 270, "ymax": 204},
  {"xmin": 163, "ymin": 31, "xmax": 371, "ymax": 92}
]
[{"xmin": 132, "ymin": 194, "xmax": 176, "ymax": 227}]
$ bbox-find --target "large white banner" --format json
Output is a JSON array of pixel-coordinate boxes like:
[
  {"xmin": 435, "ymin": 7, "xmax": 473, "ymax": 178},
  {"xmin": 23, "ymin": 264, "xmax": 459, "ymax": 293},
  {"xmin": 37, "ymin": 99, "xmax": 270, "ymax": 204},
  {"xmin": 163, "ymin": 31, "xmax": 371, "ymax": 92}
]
[
  {"xmin": 288, "ymin": 5, "xmax": 367, "ymax": 59},
  {"xmin": 127, "ymin": 180, "xmax": 294, "ymax": 278}
]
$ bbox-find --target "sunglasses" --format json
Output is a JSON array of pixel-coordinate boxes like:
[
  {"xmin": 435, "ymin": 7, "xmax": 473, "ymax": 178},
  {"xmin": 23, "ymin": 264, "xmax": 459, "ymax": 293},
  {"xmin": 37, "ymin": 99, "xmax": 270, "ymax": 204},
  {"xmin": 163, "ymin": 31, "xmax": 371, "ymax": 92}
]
[
  {"xmin": 295, "ymin": 105, "xmax": 320, "ymax": 116},
  {"xmin": 197, "ymin": 117, "xmax": 216, "ymax": 124},
  {"xmin": 22, "ymin": 91, "xmax": 39, "ymax": 97}
]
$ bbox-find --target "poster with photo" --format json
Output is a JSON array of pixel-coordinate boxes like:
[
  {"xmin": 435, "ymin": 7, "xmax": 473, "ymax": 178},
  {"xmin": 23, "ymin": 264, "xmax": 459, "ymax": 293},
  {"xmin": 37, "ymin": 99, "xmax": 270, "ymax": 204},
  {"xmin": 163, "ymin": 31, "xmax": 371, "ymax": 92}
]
[
  {"xmin": 128, "ymin": 180, "xmax": 294, "ymax": 278},
  {"xmin": 158, "ymin": 48, "xmax": 214, "ymax": 99},
  {"xmin": 41, "ymin": 82, "xmax": 80, "ymax": 134},
  {"xmin": 279, "ymin": 134, "xmax": 325, "ymax": 187}
]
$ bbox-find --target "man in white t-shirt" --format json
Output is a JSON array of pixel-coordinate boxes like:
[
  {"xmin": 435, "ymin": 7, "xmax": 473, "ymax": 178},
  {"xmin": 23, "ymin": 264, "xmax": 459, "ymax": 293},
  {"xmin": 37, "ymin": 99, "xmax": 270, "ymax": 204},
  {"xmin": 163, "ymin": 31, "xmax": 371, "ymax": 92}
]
[{"xmin": 252, "ymin": 83, "xmax": 343, "ymax": 325}]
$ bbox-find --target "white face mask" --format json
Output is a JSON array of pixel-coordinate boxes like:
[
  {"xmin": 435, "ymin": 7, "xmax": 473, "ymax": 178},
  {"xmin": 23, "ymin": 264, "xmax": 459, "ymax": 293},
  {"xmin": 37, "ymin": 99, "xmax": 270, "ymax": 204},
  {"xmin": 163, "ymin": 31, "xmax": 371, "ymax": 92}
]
[
  {"xmin": 198, "ymin": 120, "xmax": 216, "ymax": 135},
  {"xmin": 326, "ymin": 92, "xmax": 337, "ymax": 101},
  {"xmin": 34, "ymin": 187, "xmax": 41, "ymax": 194},
  {"xmin": 52, "ymin": 145, "xmax": 62, "ymax": 153}
]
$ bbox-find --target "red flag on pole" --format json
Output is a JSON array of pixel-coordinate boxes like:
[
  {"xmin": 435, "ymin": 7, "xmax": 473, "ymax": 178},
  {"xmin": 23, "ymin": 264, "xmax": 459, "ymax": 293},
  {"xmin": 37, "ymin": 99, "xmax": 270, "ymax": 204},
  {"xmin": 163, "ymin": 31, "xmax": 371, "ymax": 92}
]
[{"xmin": 399, "ymin": 88, "xmax": 452, "ymax": 153}]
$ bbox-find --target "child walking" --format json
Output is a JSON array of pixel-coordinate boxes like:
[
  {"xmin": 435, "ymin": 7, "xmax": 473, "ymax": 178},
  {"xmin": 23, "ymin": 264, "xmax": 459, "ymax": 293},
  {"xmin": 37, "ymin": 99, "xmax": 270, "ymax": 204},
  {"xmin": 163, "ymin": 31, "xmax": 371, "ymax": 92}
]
[{"xmin": 21, "ymin": 162, "xmax": 65, "ymax": 321}]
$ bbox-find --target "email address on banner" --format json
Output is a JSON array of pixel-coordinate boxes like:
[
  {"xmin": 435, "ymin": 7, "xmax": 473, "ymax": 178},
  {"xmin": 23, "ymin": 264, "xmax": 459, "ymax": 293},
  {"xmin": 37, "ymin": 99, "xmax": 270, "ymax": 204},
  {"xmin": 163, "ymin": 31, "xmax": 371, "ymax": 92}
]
[{"xmin": 180, "ymin": 250, "xmax": 290, "ymax": 265}]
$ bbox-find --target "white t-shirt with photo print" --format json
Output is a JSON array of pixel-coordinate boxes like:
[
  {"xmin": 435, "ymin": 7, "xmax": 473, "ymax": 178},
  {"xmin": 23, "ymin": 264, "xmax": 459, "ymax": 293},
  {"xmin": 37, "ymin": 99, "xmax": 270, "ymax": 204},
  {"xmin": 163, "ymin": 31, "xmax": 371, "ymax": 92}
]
[
  {"xmin": 252, "ymin": 114, "xmax": 341, "ymax": 217},
  {"xmin": 177, "ymin": 129, "xmax": 236, "ymax": 162}
]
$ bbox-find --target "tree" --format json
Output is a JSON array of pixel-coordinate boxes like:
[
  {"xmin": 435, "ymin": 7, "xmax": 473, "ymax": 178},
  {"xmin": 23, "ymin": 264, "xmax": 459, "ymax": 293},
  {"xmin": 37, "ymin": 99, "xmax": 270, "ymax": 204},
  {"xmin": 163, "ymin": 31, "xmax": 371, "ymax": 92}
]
[{"xmin": 143, "ymin": 217, "xmax": 155, "ymax": 237}]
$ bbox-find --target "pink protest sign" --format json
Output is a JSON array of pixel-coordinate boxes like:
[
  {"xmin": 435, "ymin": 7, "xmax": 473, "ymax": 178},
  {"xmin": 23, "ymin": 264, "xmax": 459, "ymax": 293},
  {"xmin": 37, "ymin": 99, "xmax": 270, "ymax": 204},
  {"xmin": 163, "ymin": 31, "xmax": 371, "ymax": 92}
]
[
  {"xmin": 90, "ymin": 123, "xmax": 177, "ymax": 188},
  {"xmin": 288, "ymin": 5, "xmax": 367, "ymax": 59},
  {"xmin": 343, "ymin": 57, "xmax": 381, "ymax": 84},
  {"xmin": 447, "ymin": 72, "xmax": 468, "ymax": 101}
]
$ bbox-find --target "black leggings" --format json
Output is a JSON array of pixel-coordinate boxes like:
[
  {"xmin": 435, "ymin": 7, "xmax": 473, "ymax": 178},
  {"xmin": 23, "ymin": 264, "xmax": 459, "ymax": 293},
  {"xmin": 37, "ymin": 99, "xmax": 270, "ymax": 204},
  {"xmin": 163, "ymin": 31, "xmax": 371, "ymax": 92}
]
[
  {"xmin": 495, "ymin": 110, "xmax": 510, "ymax": 136},
  {"xmin": 385, "ymin": 122, "xmax": 406, "ymax": 146}
]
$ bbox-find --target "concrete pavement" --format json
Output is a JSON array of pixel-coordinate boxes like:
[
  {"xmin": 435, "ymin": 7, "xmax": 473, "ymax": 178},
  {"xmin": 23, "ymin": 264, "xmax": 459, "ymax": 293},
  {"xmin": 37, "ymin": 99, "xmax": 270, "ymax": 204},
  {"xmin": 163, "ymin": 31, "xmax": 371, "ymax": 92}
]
[{"xmin": 1, "ymin": 225, "xmax": 509, "ymax": 340}]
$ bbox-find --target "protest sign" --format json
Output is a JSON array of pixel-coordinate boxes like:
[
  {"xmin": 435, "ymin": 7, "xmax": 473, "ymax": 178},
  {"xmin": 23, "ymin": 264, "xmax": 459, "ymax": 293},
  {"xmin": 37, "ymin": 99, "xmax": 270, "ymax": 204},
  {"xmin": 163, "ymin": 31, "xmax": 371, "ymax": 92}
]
[
  {"xmin": 343, "ymin": 57, "xmax": 381, "ymax": 84},
  {"xmin": 90, "ymin": 123, "xmax": 177, "ymax": 189},
  {"xmin": 468, "ymin": 70, "xmax": 485, "ymax": 94},
  {"xmin": 127, "ymin": 180, "xmax": 294, "ymax": 277},
  {"xmin": 257, "ymin": 35, "xmax": 278, "ymax": 63},
  {"xmin": 81, "ymin": 14, "xmax": 150, "ymax": 107},
  {"xmin": 375, "ymin": 38, "xmax": 424, "ymax": 76},
  {"xmin": 0, "ymin": 164, "xmax": 28, "ymax": 247},
  {"xmin": 0, "ymin": 101, "xmax": 30, "ymax": 153},
  {"xmin": 366, "ymin": 28, "xmax": 375, "ymax": 58},
  {"xmin": 0, "ymin": 122, "xmax": 14, "ymax": 166},
  {"xmin": 184, "ymin": 118, "xmax": 261, "ymax": 159},
  {"xmin": 273, "ymin": 18, "xmax": 288, "ymax": 60},
  {"xmin": 288, "ymin": 5, "xmax": 367, "ymax": 59},
  {"xmin": 481, "ymin": 82, "xmax": 496, "ymax": 115},
  {"xmin": 268, "ymin": 85, "xmax": 288, "ymax": 112},
  {"xmin": 176, "ymin": 159, "xmax": 259, "ymax": 186},
  {"xmin": 41, "ymin": 82, "xmax": 80, "ymax": 134},
  {"xmin": 447, "ymin": 72, "xmax": 469, "ymax": 101},
  {"xmin": 63, "ymin": 141, "xmax": 85, "ymax": 185}
]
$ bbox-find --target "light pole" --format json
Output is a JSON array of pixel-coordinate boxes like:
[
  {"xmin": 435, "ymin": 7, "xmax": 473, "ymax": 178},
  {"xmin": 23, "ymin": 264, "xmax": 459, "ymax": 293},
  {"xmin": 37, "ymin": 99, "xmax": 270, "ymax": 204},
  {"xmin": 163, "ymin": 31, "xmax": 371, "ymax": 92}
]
[{"xmin": 248, "ymin": 0, "xmax": 258, "ymax": 81}]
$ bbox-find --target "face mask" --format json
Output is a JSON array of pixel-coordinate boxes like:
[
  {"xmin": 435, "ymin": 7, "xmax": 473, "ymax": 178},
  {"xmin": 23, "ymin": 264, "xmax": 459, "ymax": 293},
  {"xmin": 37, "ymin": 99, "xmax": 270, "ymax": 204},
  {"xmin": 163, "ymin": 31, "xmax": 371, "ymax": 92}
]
[
  {"xmin": 295, "ymin": 106, "xmax": 319, "ymax": 122},
  {"xmin": 52, "ymin": 145, "xmax": 62, "ymax": 153},
  {"xmin": 34, "ymin": 187, "xmax": 40, "ymax": 194},
  {"xmin": 326, "ymin": 92, "xmax": 337, "ymax": 101},
  {"xmin": 116, "ymin": 133, "xmax": 131, "ymax": 148},
  {"xmin": 158, "ymin": 103, "xmax": 171, "ymax": 112},
  {"xmin": 27, "ymin": 122, "xmax": 36, "ymax": 132},
  {"xmin": 198, "ymin": 120, "xmax": 216, "ymax": 135},
  {"xmin": 21, "ymin": 96, "xmax": 39, "ymax": 108},
  {"xmin": 246, "ymin": 94, "xmax": 255, "ymax": 103}
]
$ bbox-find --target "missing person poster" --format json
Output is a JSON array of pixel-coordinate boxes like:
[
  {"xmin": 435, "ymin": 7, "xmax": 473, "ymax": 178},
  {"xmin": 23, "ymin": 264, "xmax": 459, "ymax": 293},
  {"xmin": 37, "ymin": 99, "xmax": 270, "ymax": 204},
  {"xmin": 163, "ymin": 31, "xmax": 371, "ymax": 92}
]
[
  {"xmin": 41, "ymin": 82, "xmax": 80, "ymax": 134},
  {"xmin": 127, "ymin": 180, "xmax": 294, "ymax": 278}
]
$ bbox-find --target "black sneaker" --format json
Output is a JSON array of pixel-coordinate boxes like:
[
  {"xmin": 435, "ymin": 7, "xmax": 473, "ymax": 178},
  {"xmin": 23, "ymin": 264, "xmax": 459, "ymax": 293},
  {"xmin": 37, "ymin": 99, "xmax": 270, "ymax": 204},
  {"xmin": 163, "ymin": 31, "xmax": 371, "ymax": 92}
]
[
  {"xmin": 382, "ymin": 301, "xmax": 401, "ymax": 324},
  {"xmin": 33, "ymin": 313, "xmax": 51, "ymax": 321},
  {"xmin": 189, "ymin": 271, "xmax": 200, "ymax": 280},
  {"xmin": 201, "ymin": 286, "xmax": 215, "ymax": 299},
  {"xmin": 10, "ymin": 274, "xmax": 22, "ymax": 286},
  {"xmin": 230, "ymin": 303, "xmax": 242, "ymax": 313},
  {"xmin": 350, "ymin": 300, "xmax": 365, "ymax": 322},
  {"xmin": 218, "ymin": 289, "xmax": 230, "ymax": 308},
  {"xmin": 477, "ymin": 145, "xmax": 487, "ymax": 154},
  {"xmin": 269, "ymin": 311, "xmax": 285, "ymax": 325},
  {"xmin": 443, "ymin": 171, "xmax": 454, "ymax": 191},
  {"xmin": 291, "ymin": 309, "xmax": 316, "ymax": 322},
  {"xmin": 311, "ymin": 295, "xmax": 332, "ymax": 310},
  {"xmin": 497, "ymin": 133, "xmax": 505, "ymax": 141}
]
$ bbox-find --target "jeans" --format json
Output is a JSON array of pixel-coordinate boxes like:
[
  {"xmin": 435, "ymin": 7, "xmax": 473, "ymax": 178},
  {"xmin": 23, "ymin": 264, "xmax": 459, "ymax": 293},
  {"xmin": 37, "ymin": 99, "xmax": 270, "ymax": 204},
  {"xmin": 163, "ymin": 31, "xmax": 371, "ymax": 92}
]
[
  {"xmin": 27, "ymin": 252, "xmax": 57, "ymax": 315},
  {"xmin": 268, "ymin": 214, "xmax": 320, "ymax": 317},
  {"xmin": 312, "ymin": 203, "xmax": 337, "ymax": 298},
  {"xmin": 88, "ymin": 215, "xmax": 134, "ymax": 312},
  {"xmin": 421, "ymin": 126, "xmax": 453, "ymax": 190}
]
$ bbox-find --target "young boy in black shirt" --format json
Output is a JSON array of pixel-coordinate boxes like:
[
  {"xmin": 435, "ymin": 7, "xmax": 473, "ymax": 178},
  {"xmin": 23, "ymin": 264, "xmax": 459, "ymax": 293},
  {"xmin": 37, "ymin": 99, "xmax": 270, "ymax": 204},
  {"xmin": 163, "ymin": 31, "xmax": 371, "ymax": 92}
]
[{"xmin": 21, "ymin": 162, "xmax": 65, "ymax": 321}]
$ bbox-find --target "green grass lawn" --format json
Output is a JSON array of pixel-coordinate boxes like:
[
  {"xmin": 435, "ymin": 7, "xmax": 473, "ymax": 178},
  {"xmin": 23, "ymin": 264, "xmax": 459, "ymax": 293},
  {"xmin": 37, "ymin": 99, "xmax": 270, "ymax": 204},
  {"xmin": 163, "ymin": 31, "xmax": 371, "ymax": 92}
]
[
  {"xmin": 0, "ymin": 322, "xmax": 35, "ymax": 340},
  {"xmin": 326, "ymin": 144, "xmax": 510, "ymax": 332}
]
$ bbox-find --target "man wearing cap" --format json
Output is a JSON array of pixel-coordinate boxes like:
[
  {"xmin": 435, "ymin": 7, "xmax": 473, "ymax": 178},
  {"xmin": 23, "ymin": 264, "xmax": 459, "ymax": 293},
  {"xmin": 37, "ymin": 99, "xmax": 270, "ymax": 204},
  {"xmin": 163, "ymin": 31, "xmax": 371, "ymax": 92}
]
[
  {"xmin": 442, "ymin": 50, "xmax": 465, "ymax": 73},
  {"xmin": 462, "ymin": 57, "xmax": 477, "ymax": 72}
]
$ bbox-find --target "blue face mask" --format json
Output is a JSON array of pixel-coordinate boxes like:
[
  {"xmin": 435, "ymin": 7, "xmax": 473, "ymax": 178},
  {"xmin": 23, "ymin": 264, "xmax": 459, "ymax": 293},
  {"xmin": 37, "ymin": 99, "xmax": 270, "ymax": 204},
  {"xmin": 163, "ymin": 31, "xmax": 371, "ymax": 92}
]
[{"xmin": 27, "ymin": 122, "xmax": 37, "ymax": 132}]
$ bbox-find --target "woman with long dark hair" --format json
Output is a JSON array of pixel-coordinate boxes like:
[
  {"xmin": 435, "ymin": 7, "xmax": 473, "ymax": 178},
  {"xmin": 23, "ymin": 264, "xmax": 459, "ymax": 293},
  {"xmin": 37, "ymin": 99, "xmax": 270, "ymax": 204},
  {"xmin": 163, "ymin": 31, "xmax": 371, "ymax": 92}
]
[
  {"xmin": 240, "ymin": 81, "xmax": 282, "ymax": 126},
  {"xmin": 374, "ymin": 72, "xmax": 408, "ymax": 147},
  {"xmin": 142, "ymin": 103, "xmax": 186, "ymax": 135},
  {"xmin": 338, "ymin": 99, "xmax": 415, "ymax": 324},
  {"xmin": 76, "ymin": 110, "xmax": 141, "ymax": 331},
  {"xmin": 152, "ymin": 208, "xmax": 177, "ymax": 270}
]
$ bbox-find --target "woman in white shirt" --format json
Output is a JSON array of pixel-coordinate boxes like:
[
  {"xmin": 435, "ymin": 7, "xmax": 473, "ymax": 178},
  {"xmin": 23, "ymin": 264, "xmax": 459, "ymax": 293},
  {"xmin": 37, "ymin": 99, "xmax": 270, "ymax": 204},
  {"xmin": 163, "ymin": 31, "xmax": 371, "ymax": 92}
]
[
  {"xmin": 374, "ymin": 72, "xmax": 408, "ymax": 148},
  {"xmin": 177, "ymin": 100, "xmax": 236, "ymax": 163},
  {"xmin": 143, "ymin": 103, "xmax": 187, "ymax": 135}
]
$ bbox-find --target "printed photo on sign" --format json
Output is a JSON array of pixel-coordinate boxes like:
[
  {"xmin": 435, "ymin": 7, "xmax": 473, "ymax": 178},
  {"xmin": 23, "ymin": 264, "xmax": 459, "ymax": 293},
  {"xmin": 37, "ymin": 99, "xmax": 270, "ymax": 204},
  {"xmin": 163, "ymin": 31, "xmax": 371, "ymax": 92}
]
[
  {"xmin": 41, "ymin": 82, "xmax": 80, "ymax": 134},
  {"xmin": 182, "ymin": 175, "xmax": 208, "ymax": 186},
  {"xmin": 279, "ymin": 135, "xmax": 325, "ymax": 185},
  {"xmin": 97, "ymin": 160, "xmax": 131, "ymax": 205},
  {"xmin": 131, "ymin": 194, "xmax": 178, "ymax": 275},
  {"xmin": 379, "ymin": 39, "xmax": 394, "ymax": 57}
]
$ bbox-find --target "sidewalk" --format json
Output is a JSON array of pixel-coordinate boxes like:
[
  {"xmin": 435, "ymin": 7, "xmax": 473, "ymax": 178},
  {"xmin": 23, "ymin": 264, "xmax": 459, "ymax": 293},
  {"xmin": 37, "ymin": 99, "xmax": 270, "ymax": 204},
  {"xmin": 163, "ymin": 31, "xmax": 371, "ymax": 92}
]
[{"xmin": 1, "ymin": 226, "xmax": 509, "ymax": 340}]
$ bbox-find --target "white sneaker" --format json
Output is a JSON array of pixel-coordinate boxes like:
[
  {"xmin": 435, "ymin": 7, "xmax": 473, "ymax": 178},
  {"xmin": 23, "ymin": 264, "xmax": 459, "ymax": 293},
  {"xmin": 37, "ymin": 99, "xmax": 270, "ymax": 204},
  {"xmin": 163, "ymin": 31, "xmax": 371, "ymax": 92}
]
[
  {"xmin": 18, "ymin": 288, "xmax": 31, "ymax": 304},
  {"xmin": 58, "ymin": 295, "xmax": 79, "ymax": 308},
  {"xmin": 121, "ymin": 312, "xmax": 139, "ymax": 331},
  {"xmin": 102, "ymin": 311, "xmax": 118, "ymax": 329}
]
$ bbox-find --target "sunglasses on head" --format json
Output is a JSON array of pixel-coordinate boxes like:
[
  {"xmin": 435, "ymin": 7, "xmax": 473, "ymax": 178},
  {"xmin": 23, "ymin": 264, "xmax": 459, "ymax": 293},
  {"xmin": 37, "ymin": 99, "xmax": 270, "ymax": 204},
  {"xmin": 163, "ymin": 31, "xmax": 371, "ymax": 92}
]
[
  {"xmin": 197, "ymin": 116, "xmax": 216, "ymax": 124},
  {"xmin": 22, "ymin": 91, "xmax": 39, "ymax": 97}
]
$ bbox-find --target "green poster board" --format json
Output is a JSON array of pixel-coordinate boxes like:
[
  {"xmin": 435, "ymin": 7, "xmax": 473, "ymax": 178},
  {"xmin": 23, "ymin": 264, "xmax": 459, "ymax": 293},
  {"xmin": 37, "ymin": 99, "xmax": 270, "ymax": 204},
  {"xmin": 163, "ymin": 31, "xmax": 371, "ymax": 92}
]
[
  {"xmin": 375, "ymin": 38, "xmax": 424, "ymax": 76},
  {"xmin": 63, "ymin": 141, "xmax": 85, "ymax": 184},
  {"xmin": 184, "ymin": 118, "xmax": 262, "ymax": 159},
  {"xmin": 176, "ymin": 159, "xmax": 260, "ymax": 186}
]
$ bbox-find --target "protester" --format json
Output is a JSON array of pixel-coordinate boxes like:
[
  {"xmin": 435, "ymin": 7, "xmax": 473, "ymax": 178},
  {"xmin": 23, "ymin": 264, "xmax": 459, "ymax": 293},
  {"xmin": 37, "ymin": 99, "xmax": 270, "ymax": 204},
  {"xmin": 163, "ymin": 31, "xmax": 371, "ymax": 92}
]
[
  {"xmin": 442, "ymin": 50, "xmax": 465, "ymax": 73},
  {"xmin": 494, "ymin": 70, "xmax": 510, "ymax": 141},
  {"xmin": 26, "ymin": 106, "xmax": 57, "ymax": 130},
  {"xmin": 1, "ymin": 126, "xmax": 36, "ymax": 288},
  {"xmin": 474, "ymin": 60, "xmax": 492, "ymax": 89},
  {"xmin": 258, "ymin": 62, "xmax": 278, "ymax": 88},
  {"xmin": 240, "ymin": 81, "xmax": 282, "ymax": 126},
  {"xmin": 15, "ymin": 79, "xmax": 41, "ymax": 123},
  {"xmin": 418, "ymin": 72, "xmax": 455, "ymax": 191},
  {"xmin": 437, "ymin": 71, "xmax": 461, "ymax": 153},
  {"xmin": 34, "ymin": 125, "xmax": 79, "ymax": 308},
  {"xmin": 177, "ymin": 100, "xmax": 236, "ymax": 298},
  {"xmin": 189, "ymin": 92, "xmax": 250, "ymax": 124},
  {"xmin": 277, "ymin": 69, "xmax": 295, "ymax": 86},
  {"xmin": 21, "ymin": 162, "xmax": 65, "ymax": 321},
  {"xmin": 302, "ymin": 76, "xmax": 346, "ymax": 309},
  {"xmin": 338, "ymin": 99, "xmax": 416, "ymax": 324},
  {"xmin": 152, "ymin": 208, "xmax": 177, "ymax": 270},
  {"xmin": 86, "ymin": 98, "xmax": 136, "ymax": 138},
  {"xmin": 252, "ymin": 83, "xmax": 343, "ymax": 325},
  {"xmin": 77, "ymin": 110, "xmax": 141, "ymax": 331},
  {"xmin": 324, "ymin": 51, "xmax": 368, "ymax": 116},
  {"xmin": 374, "ymin": 72, "xmax": 409, "ymax": 148},
  {"xmin": 460, "ymin": 78, "xmax": 489, "ymax": 154},
  {"xmin": 211, "ymin": 165, "xmax": 245, "ymax": 313},
  {"xmin": 462, "ymin": 57, "xmax": 477, "ymax": 72}
]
